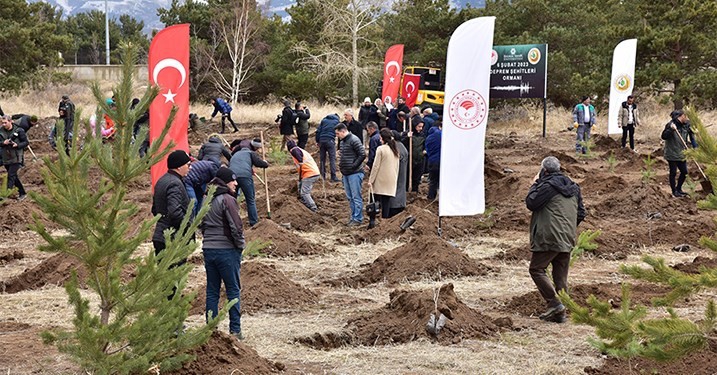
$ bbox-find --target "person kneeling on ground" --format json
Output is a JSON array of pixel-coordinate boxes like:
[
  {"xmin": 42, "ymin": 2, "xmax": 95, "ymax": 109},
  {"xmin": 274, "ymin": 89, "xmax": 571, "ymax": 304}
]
[
  {"xmin": 201, "ymin": 166, "xmax": 245, "ymax": 340},
  {"xmin": 287, "ymin": 139, "xmax": 320, "ymax": 212},
  {"xmin": 526, "ymin": 156, "xmax": 586, "ymax": 323}
]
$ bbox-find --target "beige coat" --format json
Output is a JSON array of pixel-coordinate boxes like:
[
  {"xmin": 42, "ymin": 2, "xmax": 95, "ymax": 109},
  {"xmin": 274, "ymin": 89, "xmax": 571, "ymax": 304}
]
[
  {"xmin": 369, "ymin": 144, "xmax": 399, "ymax": 196},
  {"xmin": 618, "ymin": 103, "xmax": 641, "ymax": 127}
]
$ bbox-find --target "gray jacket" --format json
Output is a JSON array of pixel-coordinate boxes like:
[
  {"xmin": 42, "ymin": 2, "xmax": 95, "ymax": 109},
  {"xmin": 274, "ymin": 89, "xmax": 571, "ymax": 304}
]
[
  {"xmin": 198, "ymin": 137, "xmax": 232, "ymax": 164},
  {"xmin": 201, "ymin": 180, "xmax": 245, "ymax": 250},
  {"xmin": 338, "ymin": 133, "xmax": 366, "ymax": 176},
  {"xmin": 229, "ymin": 148, "xmax": 269, "ymax": 179}
]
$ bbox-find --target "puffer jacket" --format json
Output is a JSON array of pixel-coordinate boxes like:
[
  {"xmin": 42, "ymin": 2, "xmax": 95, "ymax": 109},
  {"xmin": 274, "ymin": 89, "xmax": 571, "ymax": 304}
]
[
  {"xmin": 0, "ymin": 124, "xmax": 28, "ymax": 165},
  {"xmin": 211, "ymin": 98, "xmax": 232, "ymax": 117},
  {"xmin": 279, "ymin": 105, "xmax": 296, "ymax": 135},
  {"xmin": 661, "ymin": 119, "xmax": 695, "ymax": 162},
  {"xmin": 425, "ymin": 127, "xmax": 441, "ymax": 164},
  {"xmin": 295, "ymin": 108, "xmax": 311, "ymax": 135},
  {"xmin": 338, "ymin": 133, "xmax": 365, "ymax": 176},
  {"xmin": 185, "ymin": 159, "xmax": 219, "ymax": 187},
  {"xmin": 316, "ymin": 114, "xmax": 339, "ymax": 143},
  {"xmin": 201, "ymin": 179, "xmax": 245, "ymax": 250},
  {"xmin": 526, "ymin": 173, "xmax": 586, "ymax": 253},
  {"xmin": 198, "ymin": 136, "xmax": 232, "ymax": 163},
  {"xmin": 152, "ymin": 170, "xmax": 190, "ymax": 243}
]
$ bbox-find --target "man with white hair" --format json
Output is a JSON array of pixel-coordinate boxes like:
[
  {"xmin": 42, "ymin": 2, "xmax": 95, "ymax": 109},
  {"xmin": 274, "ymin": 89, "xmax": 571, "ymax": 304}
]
[
  {"xmin": 422, "ymin": 107, "xmax": 438, "ymax": 135},
  {"xmin": 525, "ymin": 156, "xmax": 586, "ymax": 324},
  {"xmin": 342, "ymin": 108, "xmax": 364, "ymax": 144}
]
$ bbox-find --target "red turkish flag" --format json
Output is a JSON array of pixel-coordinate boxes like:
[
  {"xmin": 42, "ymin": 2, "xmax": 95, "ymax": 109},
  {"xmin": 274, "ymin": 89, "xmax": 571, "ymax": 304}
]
[
  {"xmin": 401, "ymin": 73, "xmax": 421, "ymax": 108},
  {"xmin": 149, "ymin": 24, "xmax": 190, "ymax": 189},
  {"xmin": 381, "ymin": 44, "xmax": 404, "ymax": 106}
]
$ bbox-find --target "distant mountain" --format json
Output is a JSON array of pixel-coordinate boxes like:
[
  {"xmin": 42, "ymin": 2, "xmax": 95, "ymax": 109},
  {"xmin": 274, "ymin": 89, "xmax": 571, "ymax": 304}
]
[{"xmin": 31, "ymin": 0, "xmax": 486, "ymax": 34}]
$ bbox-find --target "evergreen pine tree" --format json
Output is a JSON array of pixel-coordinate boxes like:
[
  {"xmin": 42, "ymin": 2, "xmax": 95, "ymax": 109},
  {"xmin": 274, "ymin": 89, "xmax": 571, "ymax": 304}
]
[{"xmin": 35, "ymin": 43, "xmax": 233, "ymax": 374}]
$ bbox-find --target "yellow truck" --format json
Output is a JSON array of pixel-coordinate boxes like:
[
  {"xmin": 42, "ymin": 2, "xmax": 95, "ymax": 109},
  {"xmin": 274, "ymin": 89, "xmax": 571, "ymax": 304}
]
[{"xmin": 402, "ymin": 66, "xmax": 445, "ymax": 113}]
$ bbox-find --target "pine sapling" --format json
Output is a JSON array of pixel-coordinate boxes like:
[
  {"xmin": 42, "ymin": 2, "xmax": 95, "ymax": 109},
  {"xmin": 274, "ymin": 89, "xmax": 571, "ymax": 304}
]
[
  {"xmin": 34, "ymin": 44, "xmax": 233, "ymax": 374},
  {"xmin": 606, "ymin": 150, "xmax": 617, "ymax": 173},
  {"xmin": 570, "ymin": 229, "xmax": 601, "ymax": 266},
  {"xmin": 0, "ymin": 174, "xmax": 16, "ymax": 202},
  {"xmin": 641, "ymin": 154, "xmax": 656, "ymax": 183}
]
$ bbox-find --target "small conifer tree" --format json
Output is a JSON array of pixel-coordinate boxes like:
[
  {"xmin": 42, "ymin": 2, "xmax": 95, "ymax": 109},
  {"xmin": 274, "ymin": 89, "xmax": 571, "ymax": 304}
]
[{"xmin": 34, "ymin": 44, "xmax": 233, "ymax": 374}]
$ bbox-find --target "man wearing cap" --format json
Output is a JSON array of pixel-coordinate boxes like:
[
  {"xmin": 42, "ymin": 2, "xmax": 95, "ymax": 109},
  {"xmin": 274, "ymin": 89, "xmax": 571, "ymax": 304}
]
[
  {"xmin": 525, "ymin": 156, "xmax": 586, "ymax": 323},
  {"xmin": 229, "ymin": 139, "xmax": 269, "ymax": 226},
  {"xmin": 661, "ymin": 109, "xmax": 697, "ymax": 197},
  {"xmin": 201, "ymin": 166, "xmax": 245, "ymax": 340},
  {"xmin": 287, "ymin": 139, "xmax": 320, "ymax": 212},
  {"xmin": 572, "ymin": 96, "xmax": 596, "ymax": 154},
  {"xmin": 152, "ymin": 150, "xmax": 192, "ymax": 256}
]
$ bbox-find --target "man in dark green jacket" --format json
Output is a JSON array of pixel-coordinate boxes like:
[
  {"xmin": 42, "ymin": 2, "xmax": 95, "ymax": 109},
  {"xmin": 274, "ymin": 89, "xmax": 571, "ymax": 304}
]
[
  {"xmin": 526, "ymin": 156, "xmax": 586, "ymax": 323},
  {"xmin": 0, "ymin": 115, "xmax": 29, "ymax": 200},
  {"xmin": 661, "ymin": 110, "xmax": 696, "ymax": 197}
]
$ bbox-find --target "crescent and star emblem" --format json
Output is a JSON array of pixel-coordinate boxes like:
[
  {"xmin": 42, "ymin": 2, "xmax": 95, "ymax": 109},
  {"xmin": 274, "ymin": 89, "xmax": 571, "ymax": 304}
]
[
  {"xmin": 152, "ymin": 58, "xmax": 187, "ymax": 103},
  {"xmin": 385, "ymin": 61, "xmax": 399, "ymax": 83},
  {"xmin": 405, "ymin": 81, "xmax": 416, "ymax": 97}
]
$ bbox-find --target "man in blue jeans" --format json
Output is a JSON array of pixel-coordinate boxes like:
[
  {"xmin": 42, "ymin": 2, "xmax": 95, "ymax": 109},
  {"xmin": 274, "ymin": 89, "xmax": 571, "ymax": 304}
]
[
  {"xmin": 201, "ymin": 167, "xmax": 245, "ymax": 339},
  {"xmin": 316, "ymin": 113, "xmax": 340, "ymax": 182},
  {"xmin": 229, "ymin": 140, "xmax": 268, "ymax": 226},
  {"xmin": 335, "ymin": 123, "xmax": 366, "ymax": 226}
]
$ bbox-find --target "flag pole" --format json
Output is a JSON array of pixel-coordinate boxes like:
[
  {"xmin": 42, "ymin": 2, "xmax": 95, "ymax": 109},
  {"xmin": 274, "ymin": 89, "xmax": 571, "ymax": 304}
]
[
  {"xmin": 408, "ymin": 117, "xmax": 413, "ymax": 192},
  {"xmin": 260, "ymin": 130, "xmax": 271, "ymax": 219}
]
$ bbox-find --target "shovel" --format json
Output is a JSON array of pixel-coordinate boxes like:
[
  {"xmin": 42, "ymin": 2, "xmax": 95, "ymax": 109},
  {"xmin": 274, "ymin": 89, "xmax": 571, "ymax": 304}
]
[{"xmin": 675, "ymin": 130, "xmax": 713, "ymax": 194}]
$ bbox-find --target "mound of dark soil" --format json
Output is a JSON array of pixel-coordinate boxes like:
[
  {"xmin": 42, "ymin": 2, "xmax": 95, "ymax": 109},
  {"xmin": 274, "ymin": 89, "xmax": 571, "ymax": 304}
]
[
  {"xmin": 363, "ymin": 204, "xmax": 442, "ymax": 242},
  {"xmin": 591, "ymin": 134, "xmax": 621, "ymax": 151},
  {"xmin": 1, "ymin": 253, "xmax": 86, "ymax": 293},
  {"xmin": 584, "ymin": 350, "xmax": 717, "ymax": 375},
  {"xmin": 298, "ymin": 283, "xmax": 501, "ymax": 349},
  {"xmin": 0, "ymin": 249, "xmax": 24, "ymax": 264},
  {"xmin": 503, "ymin": 283, "xmax": 671, "ymax": 317},
  {"xmin": 673, "ymin": 256, "xmax": 717, "ymax": 274},
  {"xmin": 489, "ymin": 246, "xmax": 531, "ymax": 263},
  {"xmin": 190, "ymin": 261, "xmax": 318, "ymax": 315},
  {"xmin": 169, "ymin": 331, "xmax": 283, "ymax": 374},
  {"xmin": 245, "ymin": 220, "xmax": 322, "ymax": 257},
  {"xmin": 331, "ymin": 237, "xmax": 495, "ymax": 287},
  {"xmin": 0, "ymin": 199, "xmax": 55, "ymax": 232}
]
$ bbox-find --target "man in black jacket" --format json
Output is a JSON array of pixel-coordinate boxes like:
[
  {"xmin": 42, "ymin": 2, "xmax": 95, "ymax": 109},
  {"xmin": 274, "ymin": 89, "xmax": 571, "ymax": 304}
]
[
  {"xmin": 152, "ymin": 150, "xmax": 192, "ymax": 256},
  {"xmin": 335, "ymin": 123, "xmax": 366, "ymax": 226},
  {"xmin": 342, "ymin": 109, "xmax": 364, "ymax": 145},
  {"xmin": 277, "ymin": 99, "xmax": 296, "ymax": 143},
  {"xmin": 525, "ymin": 156, "xmax": 586, "ymax": 323},
  {"xmin": 0, "ymin": 115, "xmax": 29, "ymax": 200},
  {"xmin": 12, "ymin": 114, "xmax": 38, "ymax": 133}
]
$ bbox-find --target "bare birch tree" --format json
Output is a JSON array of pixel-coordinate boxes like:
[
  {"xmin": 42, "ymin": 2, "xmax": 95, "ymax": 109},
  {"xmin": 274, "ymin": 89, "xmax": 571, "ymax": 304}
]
[
  {"xmin": 205, "ymin": 0, "xmax": 261, "ymax": 104},
  {"xmin": 293, "ymin": 0, "xmax": 382, "ymax": 107}
]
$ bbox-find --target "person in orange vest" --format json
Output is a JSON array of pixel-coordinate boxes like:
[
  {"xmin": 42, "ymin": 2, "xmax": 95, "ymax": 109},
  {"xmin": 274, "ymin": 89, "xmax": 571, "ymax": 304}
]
[{"xmin": 286, "ymin": 139, "xmax": 320, "ymax": 212}]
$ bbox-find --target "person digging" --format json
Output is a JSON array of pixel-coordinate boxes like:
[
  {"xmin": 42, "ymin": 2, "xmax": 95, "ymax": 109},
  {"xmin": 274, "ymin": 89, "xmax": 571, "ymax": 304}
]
[{"xmin": 525, "ymin": 156, "xmax": 586, "ymax": 323}]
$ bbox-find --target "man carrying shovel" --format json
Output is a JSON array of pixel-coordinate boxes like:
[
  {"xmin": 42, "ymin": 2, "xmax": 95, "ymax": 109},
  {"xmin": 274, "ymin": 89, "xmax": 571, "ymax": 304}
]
[{"xmin": 661, "ymin": 109, "xmax": 698, "ymax": 198}]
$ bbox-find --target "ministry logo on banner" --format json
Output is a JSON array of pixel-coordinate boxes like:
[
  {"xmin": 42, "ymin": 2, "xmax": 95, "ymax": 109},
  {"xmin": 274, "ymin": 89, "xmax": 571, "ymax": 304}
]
[{"xmin": 447, "ymin": 90, "xmax": 488, "ymax": 130}]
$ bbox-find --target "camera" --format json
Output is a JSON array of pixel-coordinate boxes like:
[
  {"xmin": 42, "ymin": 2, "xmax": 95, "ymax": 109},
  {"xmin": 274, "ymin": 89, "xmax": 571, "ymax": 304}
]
[{"xmin": 275, "ymin": 114, "xmax": 282, "ymax": 123}]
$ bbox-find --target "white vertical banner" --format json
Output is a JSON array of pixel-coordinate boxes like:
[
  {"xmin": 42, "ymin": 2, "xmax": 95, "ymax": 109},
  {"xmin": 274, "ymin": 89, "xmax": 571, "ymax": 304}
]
[
  {"xmin": 608, "ymin": 39, "xmax": 637, "ymax": 135},
  {"xmin": 439, "ymin": 17, "xmax": 495, "ymax": 217}
]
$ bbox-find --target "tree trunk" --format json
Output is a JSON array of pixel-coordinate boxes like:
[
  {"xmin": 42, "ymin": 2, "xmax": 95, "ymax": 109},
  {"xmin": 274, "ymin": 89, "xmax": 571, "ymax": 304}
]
[
  {"xmin": 352, "ymin": 26, "xmax": 358, "ymax": 108},
  {"xmin": 673, "ymin": 78, "xmax": 682, "ymax": 110}
]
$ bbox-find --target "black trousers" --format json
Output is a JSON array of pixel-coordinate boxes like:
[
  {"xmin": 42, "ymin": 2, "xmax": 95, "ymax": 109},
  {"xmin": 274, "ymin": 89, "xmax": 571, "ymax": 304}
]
[
  {"xmin": 153, "ymin": 240, "xmax": 187, "ymax": 300},
  {"xmin": 221, "ymin": 113, "xmax": 238, "ymax": 133},
  {"xmin": 297, "ymin": 133, "xmax": 309, "ymax": 149},
  {"xmin": 374, "ymin": 194, "xmax": 392, "ymax": 219},
  {"xmin": 668, "ymin": 160, "xmax": 688, "ymax": 193},
  {"xmin": 621, "ymin": 124, "xmax": 635, "ymax": 149},
  {"xmin": 5, "ymin": 163, "xmax": 25, "ymax": 196},
  {"xmin": 427, "ymin": 162, "xmax": 440, "ymax": 200},
  {"xmin": 409, "ymin": 161, "xmax": 424, "ymax": 192}
]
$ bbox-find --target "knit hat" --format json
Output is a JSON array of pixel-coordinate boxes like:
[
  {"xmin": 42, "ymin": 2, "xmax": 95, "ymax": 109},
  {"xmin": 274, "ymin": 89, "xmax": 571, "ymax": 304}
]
[
  {"xmin": 364, "ymin": 97, "xmax": 371, "ymax": 104},
  {"xmin": 251, "ymin": 139, "xmax": 263, "ymax": 150},
  {"xmin": 671, "ymin": 109, "xmax": 684, "ymax": 120},
  {"xmin": 215, "ymin": 166, "xmax": 236, "ymax": 184},
  {"xmin": 167, "ymin": 150, "xmax": 191, "ymax": 169}
]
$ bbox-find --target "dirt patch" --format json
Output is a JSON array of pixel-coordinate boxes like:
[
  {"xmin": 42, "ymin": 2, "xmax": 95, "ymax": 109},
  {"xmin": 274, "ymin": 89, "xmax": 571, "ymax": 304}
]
[
  {"xmin": 503, "ymin": 283, "xmax": 672, "ymax": 317},
  {"xmin": 673, "ymin": 256, "xmax": 717, "ymax": 274},
  {"xmin": 169, "ymin": 331, "xmax": 283, "ymax": 374},
  {"xmin": 1, "ymin": 253, "xmax": 86, "ymax": 293},
  {"xmin": 0, "ymin": 199, "xmax": 56, "ymax": 232},
  {"xmin": 190, "ymin": 261, "xmax": 318, "ymax": 315},
  {"xmin": 584, "ymin": 350, "xmax": 717, "ymax": 375},
  {"xmin": 245, "ymin": 220, "xmax": 323, "ymax": 257},
  {"xmin": 0, "ymin": 249, "xmax": 24, "ymax": 264},
  {"xmin": 298, "ymin": 283, "xmax": 501, "ymax": 348},
  {"xmin": 591, "ymin": 134, "xmax": 621, "ymax": 152},
  {"xmin": 489, "ymin": 246, "xmax": 531, "ymax": 263},
  {"xmin": 330, "ymin": 237, "xmax": 495, "ymax": 287}
]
